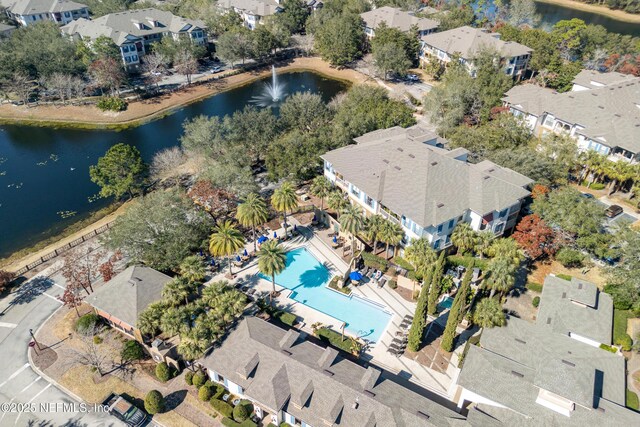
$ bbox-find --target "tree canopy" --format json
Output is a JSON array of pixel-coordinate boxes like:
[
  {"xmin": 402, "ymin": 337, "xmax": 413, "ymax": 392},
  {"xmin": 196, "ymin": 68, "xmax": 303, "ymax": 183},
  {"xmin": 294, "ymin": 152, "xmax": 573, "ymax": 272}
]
[{"xmin": 89, "ymin": 143, "xmax": 147, "ymax": 200}]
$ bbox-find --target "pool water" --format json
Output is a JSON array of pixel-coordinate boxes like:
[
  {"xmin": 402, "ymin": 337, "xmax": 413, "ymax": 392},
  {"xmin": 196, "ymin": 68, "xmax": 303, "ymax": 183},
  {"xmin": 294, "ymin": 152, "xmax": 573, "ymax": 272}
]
[
  {"xmin": 260, "ymin": 247, "xmax": 392, "ymax": 342},
  {"xmin": 438, "ymin": 296, "xmax": 454, "ymax": 311}
]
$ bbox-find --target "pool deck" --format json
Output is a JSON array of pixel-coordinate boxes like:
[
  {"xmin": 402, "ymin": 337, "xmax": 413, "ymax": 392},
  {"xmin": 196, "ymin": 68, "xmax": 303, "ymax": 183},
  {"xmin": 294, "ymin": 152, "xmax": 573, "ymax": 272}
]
[{"xmin": 207, "ymin": 218, "xmax": 461, "ymax": 399}]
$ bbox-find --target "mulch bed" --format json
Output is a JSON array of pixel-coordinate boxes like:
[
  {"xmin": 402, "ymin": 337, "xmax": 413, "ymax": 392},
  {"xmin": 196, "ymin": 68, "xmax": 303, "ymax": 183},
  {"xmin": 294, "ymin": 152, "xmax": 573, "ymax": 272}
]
[
  {"xmin": 394, "ymin": 286, "xmax": 415, "ymax": 302},
  {"xmin": 30, "ymin": 346, "xmax": 57, "ymax": 371}
]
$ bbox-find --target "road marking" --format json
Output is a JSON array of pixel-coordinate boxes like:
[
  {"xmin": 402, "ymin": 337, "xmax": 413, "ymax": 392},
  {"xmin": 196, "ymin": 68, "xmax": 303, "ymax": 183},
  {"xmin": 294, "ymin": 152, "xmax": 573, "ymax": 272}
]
[
  {"xmin": 0, "ymin": 376, "xmax": 43, "ymax": 423},
  {"xmin": 41, "ymin": 292, "xmax": 62, "ymax": 303},
  {"xmin": 19, "ymin": 376, "xmax": 41, "ymax": 393},
  {"xmin": 0, "ymin": 363, "xmax": 30, "ymax": 389},
  {"xmin": 15, "ymin": 383, "xmax": 51, "ymax": 425},
  {"xmin": 0, "ymin": 322, "xmax": 18, "ymax": 328},
  {"xmin": 51, "ymin": 282, "xmax": 65, "ymax": 290}
]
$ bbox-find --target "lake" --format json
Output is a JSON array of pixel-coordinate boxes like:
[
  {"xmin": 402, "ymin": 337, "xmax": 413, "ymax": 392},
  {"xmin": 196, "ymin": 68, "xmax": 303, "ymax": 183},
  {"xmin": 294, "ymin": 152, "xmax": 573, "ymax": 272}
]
[
  {"xmin": 535, "ymin": 1, "xmax": 640, "ymax": 36},
  {"xmin": 0, "ymin": 72, "xmax": 348, "ymax": 259}
]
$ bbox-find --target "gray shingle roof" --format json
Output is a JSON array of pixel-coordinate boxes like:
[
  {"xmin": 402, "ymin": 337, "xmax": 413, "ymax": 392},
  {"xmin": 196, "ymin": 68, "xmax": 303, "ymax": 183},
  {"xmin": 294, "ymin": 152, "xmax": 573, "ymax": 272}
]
[
  {"xmin": 503, "ymin": 78, "xmax": 640, "ymax": 154},
  {"xmin": 457, "ymin": 314, "xmax": 634, "ymax": 425},
  {"xmin": 203, "ymin": 317, "xmax": 467, "ymax": 426},
  {"xmin": 360, "ymin": 6, "xmax": 438, "ymax": 33},
  {"xmin": 572, "ymin": 69, "xmax": 637, "ymax": 90},
  {"xmin": 536, "ymin": 276, "xmax": 613, "ymax": 345},
  {"xmin": 321, "ymin": 126, "xmax": 532, "ymax": 229},
  {"xmin": 2, "ymin": 0, "xmax": 87, "ymax": 15},
  {"xmin": 85, "ymin": 266, "xmax": 171, "ymax": 327},
  {"xmin": 218, "ymin": 0, "xmax": 281, "ymax": 17},
  {"xmin": 420, "ymin": 26, "xmax": 531, "ymax": 60}
]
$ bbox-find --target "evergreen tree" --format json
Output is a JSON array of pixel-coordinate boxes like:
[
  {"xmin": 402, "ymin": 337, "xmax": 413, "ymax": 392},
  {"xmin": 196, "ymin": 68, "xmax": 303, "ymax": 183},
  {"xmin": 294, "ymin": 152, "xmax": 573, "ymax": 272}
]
[
  {"xmin": 441, "ymin": 262, "xmax": 474, "ymax": 352},
  {"xmin": 427, "ymin": 252, "xmax": 446, "ymax": 315},
  {"xmin": 407, "ymin": 266, "xmax": 433, "ymax": 352}
]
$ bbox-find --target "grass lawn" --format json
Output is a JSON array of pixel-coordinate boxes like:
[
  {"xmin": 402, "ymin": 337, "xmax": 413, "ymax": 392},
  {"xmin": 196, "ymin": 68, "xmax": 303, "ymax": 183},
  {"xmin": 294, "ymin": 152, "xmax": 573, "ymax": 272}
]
[
  {"xmin": 614, "ymin": 309, "xmax": 632, "ymax": 343},
  {"xmin": 627, "ymin": 389, "xmax": 639, "ymax": 411},
  {"xmin": 526, "ymin": 282, "xmax": 543, "ymax": 293}
]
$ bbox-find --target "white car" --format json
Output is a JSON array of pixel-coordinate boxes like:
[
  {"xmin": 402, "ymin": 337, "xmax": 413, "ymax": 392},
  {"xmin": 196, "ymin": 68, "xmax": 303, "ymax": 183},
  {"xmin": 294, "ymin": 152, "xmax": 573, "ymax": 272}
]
[
  {"xmin": 406, "ymin": 74, "xmax": 420, "ymax": 82},
  {"xmin": 210, "ymin": 66, "xmax": 222, "ymax": 74}
]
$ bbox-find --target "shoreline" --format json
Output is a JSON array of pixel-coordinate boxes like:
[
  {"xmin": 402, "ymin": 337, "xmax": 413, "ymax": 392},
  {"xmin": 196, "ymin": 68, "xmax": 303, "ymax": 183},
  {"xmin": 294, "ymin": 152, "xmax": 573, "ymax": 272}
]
[
  {"xmin": 535, "ymin": 0, "xmax": 640, "ymax": 24},
  {"xmin": 0, "ymin": 57, "xmax": 368, "ymax": 130}
]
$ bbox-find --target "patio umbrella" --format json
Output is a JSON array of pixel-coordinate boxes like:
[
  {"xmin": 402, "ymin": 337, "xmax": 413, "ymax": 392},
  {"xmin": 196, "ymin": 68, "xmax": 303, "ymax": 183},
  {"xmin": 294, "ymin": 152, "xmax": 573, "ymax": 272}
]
[
  {"xmin": 243, "ymin": 248, "xmax": 248, "ymax": 257},
  {"xmin": 332, "ymin": 235, "xmax": 338, "ymax": 243},
  {"xmin": 349, "ymin": 271, "xmax": 363, "ymax": 281},
  {"xmin": 312, "ymin": 214, "xmax": 317, "ymax": 222},
  {"xmin": 257, "ymin": 236, "xmax": 268, "ymax": 244},
  {"xmin": 236, "ymin": 255, "xmax": 241, "ymax": 262},
  {"xmin": 210, "ymin": 259, "xmax": 216, "ymax": 266},
  {"xmin": 273, "ymin": 231, "xmax": 278, "ymax": 238},
  {"xmin": 294, "ymin": 224, "xmax": 298, "ymax": 232}
]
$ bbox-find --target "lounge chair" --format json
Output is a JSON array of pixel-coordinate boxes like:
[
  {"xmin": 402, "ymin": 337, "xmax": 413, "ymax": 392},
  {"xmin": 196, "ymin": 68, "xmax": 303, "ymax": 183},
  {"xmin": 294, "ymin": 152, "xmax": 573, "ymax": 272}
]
[
  {"xmin": 374, "ymin": 270, "xmax": 383, "ymax": 280},
  {"xmin": 378, "ymin": 278, "xmax": 387, "ymax": 288},
  {"xmin": 361, "ymin": 266, "xmax": 370, "ymax": 276},
  {"xmin": 366, "ymin": 269, "xmax": 375, "ymax": 279},
  {"xmin": 403, "ymin": 314, "xmax": 413, "ymax": 320}
]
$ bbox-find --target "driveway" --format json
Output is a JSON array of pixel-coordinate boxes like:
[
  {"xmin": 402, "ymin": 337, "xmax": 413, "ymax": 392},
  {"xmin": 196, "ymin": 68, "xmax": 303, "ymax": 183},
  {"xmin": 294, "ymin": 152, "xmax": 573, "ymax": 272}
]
[{"xmin": 0, "ymin": 264, "xmax": 122, "ymax": 426}]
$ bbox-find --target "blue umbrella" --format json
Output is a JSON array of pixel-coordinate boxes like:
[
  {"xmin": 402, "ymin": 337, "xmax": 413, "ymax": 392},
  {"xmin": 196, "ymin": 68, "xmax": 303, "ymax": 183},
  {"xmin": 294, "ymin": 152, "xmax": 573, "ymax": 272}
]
[
  {"xmin": 236, "ymin": 255, "xmax": 241, "ymax": 262},
  {"xmin": 313, "ymin": 214, "xmax": 317, "ymax": 221},
  {"xmin": 243, "ymin": 248, "xmax": 248, "ymax": 257},
  {"xmin": 258, "ymin": 235, "xmax": 268, "ymax": 243},
  {"xmin": 294, "ymin": 224, "xmax": 298, "ymax": 231},
  {"xmin": 210, "ymin": 259, "xmax": 215, "ymax": 266},
  {"xmin": 333, "ymin": 236, "xmax": 338, "ymax": 243},
  {"xmin": 349, "ymin": 271, "xmax": 363, "ymax": 281},
  {"xmin": 273, "ymin": 231, "xmax": 278, "ymax": 238}
]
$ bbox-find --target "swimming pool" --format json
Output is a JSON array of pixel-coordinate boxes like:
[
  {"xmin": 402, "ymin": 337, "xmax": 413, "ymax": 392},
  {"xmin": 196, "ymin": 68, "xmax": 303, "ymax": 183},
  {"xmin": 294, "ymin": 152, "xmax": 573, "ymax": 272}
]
[
  {"xmin": 437, "ymin": 295, "xmax": 455, "ymax": 311},
  {"xmin": 260, "ymin": 247, "xmax": 392, "ymax": 342}
]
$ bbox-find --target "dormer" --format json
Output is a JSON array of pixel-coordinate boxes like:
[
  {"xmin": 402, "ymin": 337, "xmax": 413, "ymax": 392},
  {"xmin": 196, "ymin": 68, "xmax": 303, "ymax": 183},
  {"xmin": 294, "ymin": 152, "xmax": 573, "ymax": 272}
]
[
  {"xmin": 237, "ymin": 352, "xmax": 259, "ymax": 380},
  {"xmin": 145, "ymin": 17, "xmax": 160, "ymax": 27},
  {"xmin": 279, "ymin": 329, "xmax": 299, "ymax": 352},
  {"xmin": 360, "ymin": 366, "xmax": 381, "ymax": 394},
  {"xmin": 317, "ymin": 346, "xmax": 338, "ymax": 369},
  {"xmin": 290, "ymin": 380, "xmax": 314, "ymax": 409},
  {"xmin": 131, "ymin": 20, "xmax": 147, "ymax": 30}
]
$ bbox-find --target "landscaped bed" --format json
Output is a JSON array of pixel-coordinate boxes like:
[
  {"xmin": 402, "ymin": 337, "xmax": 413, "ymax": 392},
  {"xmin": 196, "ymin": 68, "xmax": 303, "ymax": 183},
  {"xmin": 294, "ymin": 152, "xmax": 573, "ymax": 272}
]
[{"xmin": 315, "ymin": 327, "xmax": 360, "ymax": 354}]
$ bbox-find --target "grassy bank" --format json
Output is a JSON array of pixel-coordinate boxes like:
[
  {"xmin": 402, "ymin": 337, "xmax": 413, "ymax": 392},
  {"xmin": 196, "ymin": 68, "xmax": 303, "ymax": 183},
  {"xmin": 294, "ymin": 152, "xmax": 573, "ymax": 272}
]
[{"xmin": 535, "ymin": 0, "xmax": 640, "ymax": 23}]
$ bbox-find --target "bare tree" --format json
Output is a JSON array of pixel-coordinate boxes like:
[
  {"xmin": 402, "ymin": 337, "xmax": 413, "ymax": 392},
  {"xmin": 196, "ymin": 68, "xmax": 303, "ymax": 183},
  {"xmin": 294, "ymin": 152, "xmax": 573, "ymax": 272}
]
[
  {"xmin": 142, "ymin": 52, "xmax": 168, "ymax": 90},
  {"xmin": 67, "ymin": 326, "xmax": 110, "ymax": 377},
  {"xmin": 174, "ymin": 50, "xmax": 198, "ymax": 85},
  {"xmin": 58, "ymin": 284, "xmax": 84, "ymax": 317},
  {"xmin": 41, "ymin": 73, "xmax": 79, "ymax": 105},
  {"xmin": 6, "ymin": 72, "xmax": 34, "ymax": 106},
  {"xmin": 88, "ymin": 57, "xmax": 126, "ymax": 95},
  {"xmin": 291, "ymin": 34, "xmax": 314, "ymax": 57},
  {"xmin": 150, "ymin": 146, "xmax": 186, "ymax": 181},
  {"xmin": 61, "ymin": 246, "xmax": 105, "ymax": 295}
]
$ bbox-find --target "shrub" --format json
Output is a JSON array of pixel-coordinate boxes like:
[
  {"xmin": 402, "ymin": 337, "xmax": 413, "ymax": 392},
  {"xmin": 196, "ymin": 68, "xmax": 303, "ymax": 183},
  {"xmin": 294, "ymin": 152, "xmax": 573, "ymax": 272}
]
[
  {"xmin": 210, "ymin": 398, "xmax": 233, "ymax": 418},
  {"xmin": 144, "ymin": 390, "xmax": 164, "ymax": 415},
  {"xmin": 96, "ymin": 96, "xmax": 127, "ymax": 112},
  {"xmin": 316, "ymin": 327, "xmax": 357, "ymax": 353},
  {"xmin": 75, "ymin": 313, "xmax": 99, "ymax": 332},
  {"xmin": 581, "ymin": 180, "xmax": 605, "ymax": 190},
  {"xmin": 273, "ymin": 310, "xmax": 297, "ymax": 327},
  {"xmin": 185, "ymin": 371, "xmax": 194, "ymax": 385},
  {"xmin": 121, "ymin": 340, "xmax": 145, "ymax": 361},
  {"xmin": 212, "ymin": 383, "xmax": 225, "ymax": 400},
  {"xmin": 526, "ymin": 282, "xmax": 543, "ymax": 293},
  {"xmin": 446, "ymin": 255, "xmax": 488, "ymax": 271},
  {"xmin": 199, "ymin": 385, "xmax": 213, "ymax": 401},
  {"xmin": 627, "ymin": 389, "xmax": 639, "ymax": 411},
  {"xmin": 155, "ymin": 362, "xmax": 171, "ymax": 382},
  {"xmin": 555, "ymin": 248, "xmax": 585, "ymax": 268},
  {"xmin": 532, "ymin": 296, "xmax": 540, "ymax": 308},
  {"xmin": 222, "ymin": 418, "xmax": 257, "ymax": 427},
  {"xmin": 556, "ymin": 274, "xmax": 572, "ymax": 281},
  {"xmin": 392, "ymin": 256, "xmax": 414, "ymax": 272},
  {"xmin": 233, "ymin": 400, "xmax": 253, "ymax": 422},
  {"xmin": 192, "ymin": 370, "xmax": 207, "ymax": 387},
  {"xmin": 388, "ymin": 279, "xmax": 397, "ymax": 289},
  {"xmin": 361, "ymin": 252, "xmax": 389, "ymax": 271},
  {"xmin": 328, "ymin": 276, "xmax": 350, "ymax": 294},
  {"xmin": 615, "ymin": 333, "xmax": 633, "ymax": 351},
  {"xmin": 600, "ymin": 343, "xmax": 617, "ymax": 353},
  {"xmin": 93, "ymin": 335, "xmax": 103, "ymax": 344}
]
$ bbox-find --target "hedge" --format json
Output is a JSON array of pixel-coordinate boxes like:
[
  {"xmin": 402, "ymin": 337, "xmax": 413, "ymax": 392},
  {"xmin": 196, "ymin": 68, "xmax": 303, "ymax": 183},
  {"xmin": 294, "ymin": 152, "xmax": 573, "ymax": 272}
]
[
  {"xmin": 391, "ymin": 256, "xmax": 414, "ymax": 272},
  {"xmin": 221, "ymin": 418, "xmax": 257, "ymax": 427},
  {"xmin": 212, "ymin": 383, "xmax": 225, "ymax": 400},
  {"xmin": 556, "ymin": 274, "xmax": 572, "ymax": 281},
  {"xmin": 581, "ymin": 180, "xmax": 605, "ymax": 190},
  {"xmin": 199, "ymin": 385, "xmax": 214, "ymax": 401},
  {"xmin": 446, "ymin": 255, "xmax": 488, "ymax": 271},
  {"xmin": 193, "ymin": 371, "xmax": 207, "ymax": 387},
  {"xmin": 615, "ymin": 333, "xmax": 633, "ymax": 351},
  {"xmin": 361, "ymin": 252, "xmax": 389, "ymax": 271},
  {"xmin": 526, "ymin": 282, "xmax": 543, "ymax": 293},
  {"xmin": 273, "ymin": 310, "xmax": 297, "ymax": 327},
  {"xmin": 211, "ymin": 398, "xmax": 233, "ymax": 418},
  {"xmin": 233, "ymin": 400, "xmax": 253, "ymax": 422},
  {"xmin": 76, "ymin": 313, "xmax": 99, "ymax": 332},
  {"xmin": 185, "ymin": 371, "xmax": 194, "ymax": 385},
  {"xmin": 614, "ymin": 309, "xmax": 632, "ymax": 344},
  {"xmin": 600, "ymin": 343, "xmax": 617, "ymax": 353},
  {"xmin": 316, "ymin": 327, "xmax": 356, "ymax": 353}
]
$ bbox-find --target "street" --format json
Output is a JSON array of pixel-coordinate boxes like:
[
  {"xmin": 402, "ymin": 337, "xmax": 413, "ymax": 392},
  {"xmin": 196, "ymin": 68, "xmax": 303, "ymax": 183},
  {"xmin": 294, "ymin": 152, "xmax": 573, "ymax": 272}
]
[{"xmin": 0, "ymin": 263, "xmax": 122, "ymax": 426}]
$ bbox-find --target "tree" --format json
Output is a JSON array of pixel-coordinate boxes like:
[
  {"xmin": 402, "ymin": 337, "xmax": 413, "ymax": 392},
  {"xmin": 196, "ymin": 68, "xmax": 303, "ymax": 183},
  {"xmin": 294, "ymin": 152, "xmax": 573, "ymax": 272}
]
[
  {"xmin": 512, "ymin": 214, "xmax": 558, "ymax": 260},
  {"xmin": 276, "ymin": 0, "xmax": 309, "ymax": 33},
  {"xmin": 451, "ymin": 223, "xmax": 477, "ymax": 255},
  {"xmin": 249, "ymin": 26, "xmax": 277, "ymax": 60},
  {"xmin": 150, "ymin": 146, "xmax": 186, "ymax": 182},
  {"xmin": 69, "ymin": 326, "xmax": 110, "ymax": 377},
  {"xmin": 144, "ymin": 390, "xmax": 165, "ymax": 415},
  {"xmin": 373, "ymin": 42, "xmax": 411, "ymax": 80},
  {"xmin": 209, "ymin": 220, "xmax": 246, "ymax": 277},
  {"xmin": 5, "ymin": 71, "xmax": 34, "ymax": 105},
  {"xmin": 487, "ymin": 238, "xmax": 524, "ymax": 265},
  {"xmin": 327, "ymin": 190, "xmax": 348, "ymax": 217},
  {"xmin": 0, "ymin": 270, "xmax": 14, "ymax": 294},
  {"xmin": 441, "ymin": 264, "xmax": 474, "ymax": 352},
  {"xmin": 93, "ymin": 35, "xmax": 121, "ymax": 61},
  {"xmin": 279, "ymin": 92, "xmax": 332, "ymax": 133},
  {"xmin": 257, "ymin": 240, "xmax": 287, "ymax": 297},
  {"xmin": 484, "ymin": 256, "xmax": 517, "ymax": 298},
  {"xmin": 121, "ymin": 340, "xmax": 145, "ymax": 362},
  {"xmin": 187, "ymin": 180, "xmax": 237, "ymax": 220},
  {"xmin": 236, "ymin": 193, "xmax": 269, "ymax": 253},
  {"xmin": 216, "ymin": 27, "xmax": 252, "ymax": 67},
  {"xmin": 604, "ymin": 226, "xmax": 640, "ymax": 311},
  {"xmin": 177, "ymin": 336, "xmax": 209, "ymax": 361},
  {"xmin": 311, "ymin": 13, "xmax": 364, "ymax": 67},
  {"xmin": 407, "ymin": 266, "xmax": 433, "ymax": 352},
  {"xmin": 473, "ymin": 298, "xmax": 506, "ymax": 329},
  {"xmin": 180, "ymin": 255, "xmax": 206, "ymax": 284},
  {"xmin": 404, "ymin": 237, "xmax": 437, "ymax": 295},
  {"xmin": 137, "ymin": 302, "xmax": 166, "ymax": 339},
  {"xmin": 310, "ymin": 176, "xmax": 333, "ymax": 211},
  {"xmin": 41, "ymin": 72, "xmax": 84, "ymax": 104},
  {"xmin": 162, "ymin": 277, "xmax": 193, "ymax": 306},
  {"xmin": 271, "ymin": 181, "xmax": 298, "ymax": 238},
  {"xmin": 475, "ymin": 231, "xmax": 494, "ymax": 258},
  {"xmin": 434, "ymin": 5, "xmax": 475, "ymax": 31},
  {"xmin": 340, "ymin": 204, "xmax": 365, "ymax": 257},
  {"xmin": 142, "ymin": 52, "xmax": 168, "ymax": 89},
  {"xmin": 88, "ymin": 57, "xmax": 126, "ymax": 95},
  {"xmin": 505, "ymin": 0, "xmax": 541, "ymax": 28},
  {"xmin": 427, "ymin": 252, "xmax": 446, "ymax": 315},
  {"xmin": 379, "ymin": 219, "xmax": 404, "ymax": 259},
  {"xmin": 58, "ymin": 285, "xmax": 84, "ymax": 317},
  {"xmin": 370, "ymin": 22, "xmax": 420, "ymax": 66},
  {"xmin": 174, "ymin": 50, "xmax": 198, "ymax": 84},
  {"xmin": 104, "ymin": 190, "xmax": 210, "ymax": 270},
  {"xmin": 364, "ymin": 215, "xmax": 386, "ymax": 255},
  {"xmin": 61, "ymin": 246, "xmax": 104, "ymax": 296},
  {"xmin": 233, "ymin": 401, "xmax": 253, "ymax": 422},
  {"xmin": 89, "ymin": 143, "xmax": 147, "ymax": 200}
]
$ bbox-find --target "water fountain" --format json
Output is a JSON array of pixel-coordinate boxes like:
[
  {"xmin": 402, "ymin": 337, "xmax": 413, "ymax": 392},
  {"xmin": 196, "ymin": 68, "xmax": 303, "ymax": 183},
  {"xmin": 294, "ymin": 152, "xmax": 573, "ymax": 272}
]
[{"xmin": 251, "ymin": 66, "xmax": 287, "ymax": 107}]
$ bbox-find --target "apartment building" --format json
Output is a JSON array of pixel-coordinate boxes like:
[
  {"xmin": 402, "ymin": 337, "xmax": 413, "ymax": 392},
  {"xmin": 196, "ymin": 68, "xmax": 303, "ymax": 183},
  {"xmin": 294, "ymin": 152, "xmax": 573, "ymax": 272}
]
[
  {"xmin": 1, "ymin": 0, "xmax": 88, "ymax": 26},
  {"xmin": 320, "ymin": 125, "xmax": 532, "ymax": 250},
  {"xmin": 360, "ymin": 6, "xmax": 438, "ymax": 39},
  {"xmin": 217, "ymin": 0, "xmax": 282, "ymax": 30}
]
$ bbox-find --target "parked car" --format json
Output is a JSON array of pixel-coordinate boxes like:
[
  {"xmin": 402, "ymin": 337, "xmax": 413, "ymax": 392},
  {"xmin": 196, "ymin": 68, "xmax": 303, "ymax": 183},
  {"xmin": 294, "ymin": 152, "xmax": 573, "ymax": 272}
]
[
  {"xmin": 103, "ymin": 393, "xmax": 148, "ymax": 426},
  {"xmin": 210, "ymin": 66, "xmax": 222, "ymax": 73},
  {"xmin": 406, "ymin": 74, "xmax": 420, "ymax": 82},
  {"xmin": 605, "ymin": 204, "xmax": 623, "ymax": 218},
  {"xmin": 581, "ymin": 192, "xmax": 595, "ymax": 199}
]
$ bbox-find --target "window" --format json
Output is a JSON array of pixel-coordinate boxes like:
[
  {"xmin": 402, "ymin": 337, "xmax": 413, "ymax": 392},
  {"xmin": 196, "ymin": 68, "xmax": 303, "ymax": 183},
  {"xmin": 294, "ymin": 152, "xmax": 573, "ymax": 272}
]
[
  {"xmin": 122, "ymin": 45, "xmax": 129, "ymax": 52},
  {"xmin": 434, "ymin": 239, "xmax": 441, "ymax": 250},
  {"xmin": 350, "ymin": 185, "xmax": 360, "ymax": 198},
  {"xmin": 494, "ymin": 223, "xmax": 505, "ymax": 235},
  {"xmin": 542, "ymin": 115, "xmax": 555, "ymax": 128},
  {"xmin": 217, "ymin": 374, "xmax": 225, "ymax": 383},
  {"xmin": 365, "ymin": 195, "xmax": 375, "ymax": 208},
  {"xmin": 64, "ymin": 12, "xmax": 70, "ymax": 17},
  {"xmin": 437, "ymin": 224, "xmax": 443, "ymax": 233},
  {"xmin": 448, "ymin": 219, "xmax": 454, "ymax": 229},
  {"xmin": 132, "ymin": 55, "xmax": 138, "ymax": 62},
  {"xmin": 499, "ymin": 209, "xmax": 508, "ymax": 218}
]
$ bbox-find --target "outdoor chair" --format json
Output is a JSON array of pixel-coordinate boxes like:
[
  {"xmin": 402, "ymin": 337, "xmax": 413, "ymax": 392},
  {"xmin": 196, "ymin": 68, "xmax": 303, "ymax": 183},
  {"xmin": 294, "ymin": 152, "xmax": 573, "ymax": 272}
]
[
  {"xmin": 378, "ymin": 278, "xmax": 387, "ymax": 288},
  {"xmin": 366, "ymin": 269, "xmax": 375, "ymax": 279},
  {"xmin": 361, "ymin": 266, "xmax": 370, "ymax": 276}
]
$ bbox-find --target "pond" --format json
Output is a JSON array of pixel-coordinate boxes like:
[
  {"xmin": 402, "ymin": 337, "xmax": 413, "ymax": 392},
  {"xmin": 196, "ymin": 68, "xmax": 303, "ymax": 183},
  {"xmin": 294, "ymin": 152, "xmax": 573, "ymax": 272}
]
[{"xmin": 0, "ymin": 72, "xmax": 348, "ymax": 259}]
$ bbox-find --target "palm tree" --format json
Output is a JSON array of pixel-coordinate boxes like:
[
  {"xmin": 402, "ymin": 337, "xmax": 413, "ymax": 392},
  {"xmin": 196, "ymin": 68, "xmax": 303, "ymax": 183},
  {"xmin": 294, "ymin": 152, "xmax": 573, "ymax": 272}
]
[
  {"xmin": 363, "ymin": 214, "xmax": 385, "ymax": 255},
  {"xmin": 473, "ymin": 297, "xmax": 506, "ymax": 328},
  {"xmin": 161, "ymin": 278, "xmax": 192, "ymax": 306},
  {"xmin": 160, "ymin": 306, "xmax": 190, "ymax": 336},
  {"xmin": 236, "ymin": 193, "xmax": 269, "ymax": 253},
  {"xmin": 209, "ymin": 220, "xmax": 246, "ymax": 277},
  {"xmin": 605, "ymin": 160, "xmax": 633, "ymax": 195},
  {"xmin": 404, "ymin": 237, "xmax": 437, "ymax": 295},
  {"xmin": 177, "ymin": 336, "xmax": 209, "ymax": 362},
  {"xmin": 487, "ymin": 238, "xmax": 524, "ymax": 266},
  {"xmin": 484, "ymin": 257, "xmax": 517, "ymax": 298},
  {"xmin": 180, "ymin": 255, "xmax": 206, "ymax": 284},
  {"xmin": 475, "ymin": 230, "xmax": 494, "ymax": 258},
  {"xmin": 310, "ymin": 176, "xmax": 332, "ymax": 211},
  {"xmin": 451, "ymin": 223, "xmax": 477, "ymax": 255},
  {"xmin": 271, "ymin": 182, "xmax": 298, "ymax": 238},
  {"xmin": 340, "ymin": 204, "xmax": 365, "ymax": 257},
  {"xmin": 379, "ymin": 219, "xmax": 404, "ymax": 259},
  {"xmin": 578, "ymin": 150, "xmax": 605, "ymax": 184},
  {"xmin": 137, "ymin": 302, "xmax": 165, "ymax": 338},
  {"xmin": 327, "ymin": 190, "xmax": 348, "ymax": 218},
  {"xmin": 257, "ymin": 240, "xmax": 287, "ymax": 298}
]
